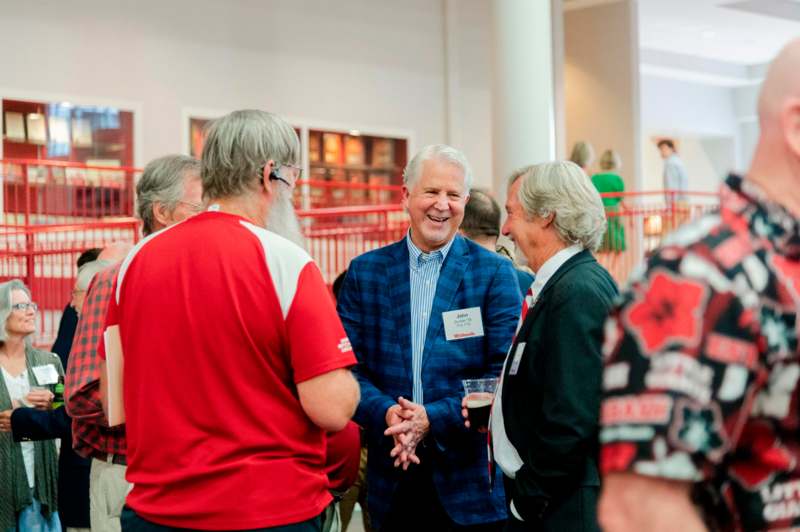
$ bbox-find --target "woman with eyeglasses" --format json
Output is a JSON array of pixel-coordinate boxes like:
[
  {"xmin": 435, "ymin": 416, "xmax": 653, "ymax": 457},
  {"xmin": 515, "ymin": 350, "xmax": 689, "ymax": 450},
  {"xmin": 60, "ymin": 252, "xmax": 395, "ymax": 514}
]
[{"xmin": 0, "ymin": 279, "xmax": 62, "ymax": 532}]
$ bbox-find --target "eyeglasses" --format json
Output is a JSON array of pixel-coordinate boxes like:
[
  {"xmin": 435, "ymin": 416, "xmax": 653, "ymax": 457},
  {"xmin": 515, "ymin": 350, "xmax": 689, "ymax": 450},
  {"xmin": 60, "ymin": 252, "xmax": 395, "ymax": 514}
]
[
  {"xmin": 11, "ymin": 302, "xmax": 38, "ymax": 312},
  {"xmin": 177, "ymin": 200, "xmax": 205, "ymax": 213},
  {"xmin": 259, "ymin": 163, "xmax": 303, "ymax": 188},
  {"xmin": 71, "ymin": 288, "xmax": 85, "ymax": 297}
]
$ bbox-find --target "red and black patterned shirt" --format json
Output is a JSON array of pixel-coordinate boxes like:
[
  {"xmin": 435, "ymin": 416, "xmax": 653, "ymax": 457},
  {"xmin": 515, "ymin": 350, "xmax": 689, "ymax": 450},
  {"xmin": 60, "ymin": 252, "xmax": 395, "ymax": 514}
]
[
  {"xmin": 600, "ymin": 174, "xmax": 800, "ymax": 531},
  {"xmin": 64, "ymin": 263, "xmax": 126, "ymax": 457}
]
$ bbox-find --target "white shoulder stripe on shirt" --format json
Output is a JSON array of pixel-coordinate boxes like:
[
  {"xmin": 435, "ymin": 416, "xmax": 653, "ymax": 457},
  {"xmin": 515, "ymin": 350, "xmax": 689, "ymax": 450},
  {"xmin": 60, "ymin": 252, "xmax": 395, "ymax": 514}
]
[{"xmin": 240, "ymin": 221, "xmax": 313, "ymax": 319}]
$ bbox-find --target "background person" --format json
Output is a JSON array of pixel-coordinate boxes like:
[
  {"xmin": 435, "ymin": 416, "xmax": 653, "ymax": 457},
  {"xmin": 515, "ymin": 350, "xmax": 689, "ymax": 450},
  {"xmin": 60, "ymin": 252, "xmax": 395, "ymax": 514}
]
[
  {"xmin": 591, "ymin": 150, "xmax": 626, "ymax": 253},
  {"xmin": 64, "ymin": 155, "xmax": 203, "ymax": 532},
  {"xmin": 489, "ymin": 161, "xmax": 617, "ymax": 531},
  {"xmin": 0, "ymin": 280, "xmax": 62, "ymax": 532},
  {"xmin": 9, "ymin": 259, "xmax": 111, "ymax": 532},
  {"xmin": 569, "ymin": 141, "xmax": 595, "ymax": 175},
  {"xmin": 332, "ymin": 269, "xmax": 373, "ymax": 532},
  {"xmin": 657, "ymin": 138, "xmax": 688, "ymax": 203},
  {"xmin": 460, "ymin": 188, "xmax": 534, "ymax": 295},
  {"xmin": 50, "ymin": 248, "xmax": 101, "ymax": 367}
]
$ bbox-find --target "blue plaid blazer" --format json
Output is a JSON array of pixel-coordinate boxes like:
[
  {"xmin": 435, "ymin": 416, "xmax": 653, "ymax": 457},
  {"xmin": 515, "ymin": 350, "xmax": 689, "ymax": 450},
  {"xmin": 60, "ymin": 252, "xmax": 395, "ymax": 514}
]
[{"xmin": 337, "ymin": 235, "xmax": 521, "ymax": 528}]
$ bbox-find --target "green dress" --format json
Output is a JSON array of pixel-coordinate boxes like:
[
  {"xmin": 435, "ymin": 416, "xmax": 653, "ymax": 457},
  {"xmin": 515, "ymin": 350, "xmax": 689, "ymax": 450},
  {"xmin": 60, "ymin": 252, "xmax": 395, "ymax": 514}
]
[{"xmin": 591, "ymin": 172, "xmax": 626, "ymax": 252}]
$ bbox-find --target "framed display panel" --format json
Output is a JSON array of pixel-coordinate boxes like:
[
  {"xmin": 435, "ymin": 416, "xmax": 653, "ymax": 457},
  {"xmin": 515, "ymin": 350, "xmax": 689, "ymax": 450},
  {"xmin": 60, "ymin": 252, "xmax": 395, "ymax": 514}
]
[
  {"xmin": 4, "ymin": 111, "xmax": 25, "ymax": 142},
  {"xmin": 72, "ymin": 118, "xmax": 93, "ymax": 148},
  {"xmin": 306, "ymin": 129, "xmax": 407, "ymax": 208},
  {"xmin": 1, "ymin": 99, "xmax": 134, "ymax": 167},
  {"xmin": 26, "ymin": 113, "xmax": 47, "ymax": 145}
]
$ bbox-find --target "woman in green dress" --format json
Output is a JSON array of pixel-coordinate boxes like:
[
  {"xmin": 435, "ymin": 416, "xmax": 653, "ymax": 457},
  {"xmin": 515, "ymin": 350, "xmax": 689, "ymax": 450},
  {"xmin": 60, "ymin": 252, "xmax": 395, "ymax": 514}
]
[{"xmin": 591, "ymin": 150, "xmax": 626, "ymax": 252}]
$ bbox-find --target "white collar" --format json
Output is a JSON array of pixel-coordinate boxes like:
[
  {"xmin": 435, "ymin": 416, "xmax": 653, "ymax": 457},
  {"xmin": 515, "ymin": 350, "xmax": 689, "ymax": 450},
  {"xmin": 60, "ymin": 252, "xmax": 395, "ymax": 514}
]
[{"xmin": 530, "ymin": 244, "xmax": 583, "ymax": 298}]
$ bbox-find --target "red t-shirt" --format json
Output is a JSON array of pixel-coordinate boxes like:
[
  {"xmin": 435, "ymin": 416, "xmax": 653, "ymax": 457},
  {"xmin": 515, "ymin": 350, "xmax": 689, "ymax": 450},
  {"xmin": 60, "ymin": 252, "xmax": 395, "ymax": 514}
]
[{"xmin": 101, "ymin": 211, "xmax": 356, "ymax": 529}]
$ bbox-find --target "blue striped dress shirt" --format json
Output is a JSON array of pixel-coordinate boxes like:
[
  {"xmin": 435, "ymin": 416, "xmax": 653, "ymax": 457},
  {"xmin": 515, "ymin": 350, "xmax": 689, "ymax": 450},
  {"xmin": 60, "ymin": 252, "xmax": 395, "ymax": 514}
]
[{"xmin": 406, "ymin": 232, "xmax": 455, "ymax": 404}]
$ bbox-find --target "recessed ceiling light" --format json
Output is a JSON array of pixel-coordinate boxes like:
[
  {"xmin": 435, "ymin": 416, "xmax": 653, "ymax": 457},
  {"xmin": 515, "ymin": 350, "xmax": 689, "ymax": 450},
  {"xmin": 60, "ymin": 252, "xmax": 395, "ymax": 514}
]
[{"xmin": 349, "ymin": 129, "xmax": 361, "ymax": 136}]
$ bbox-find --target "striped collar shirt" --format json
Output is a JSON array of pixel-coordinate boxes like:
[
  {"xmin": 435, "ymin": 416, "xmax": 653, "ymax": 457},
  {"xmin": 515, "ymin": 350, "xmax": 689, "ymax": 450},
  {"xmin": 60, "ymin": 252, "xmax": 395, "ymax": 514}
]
[{"xmin": 406, "ymin": 231, "xmax": 455, "ymax": 404}]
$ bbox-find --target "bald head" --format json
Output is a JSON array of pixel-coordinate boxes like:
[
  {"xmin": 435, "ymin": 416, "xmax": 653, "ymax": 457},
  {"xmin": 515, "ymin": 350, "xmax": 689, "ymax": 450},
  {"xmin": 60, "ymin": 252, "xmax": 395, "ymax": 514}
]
[
  {"xmin": 748, "ymin": 38, "xmax": 800, "ymax": 216},
  {"xmin": 98, "ymin": 242, "xmax": 133, "ymax": 263},
  {"xmin": 757, "ymin": 38, "xmax": 800, "ymax": 126}
]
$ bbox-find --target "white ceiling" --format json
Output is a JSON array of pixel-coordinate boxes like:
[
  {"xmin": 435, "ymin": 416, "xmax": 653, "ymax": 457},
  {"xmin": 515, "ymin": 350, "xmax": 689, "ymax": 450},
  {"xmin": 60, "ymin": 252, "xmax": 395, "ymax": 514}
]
[{"xmin": 638, "ymin": 0, "xmax": 800, "ymax": 66}]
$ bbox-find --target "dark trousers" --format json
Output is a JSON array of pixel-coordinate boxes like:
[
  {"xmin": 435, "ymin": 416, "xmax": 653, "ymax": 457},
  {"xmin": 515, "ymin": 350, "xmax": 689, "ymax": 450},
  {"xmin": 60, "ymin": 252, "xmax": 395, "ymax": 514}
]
[
  {"xmin": 121, "ymin": 507, "xmax": 323, "ymax": 532},
  {"xmin": 380, "ymin": 453, "xmax": 504, "ymax": 532},
  {"xmin": 502, "ymin": 483, "xmax": 599, "ymax": 532}
]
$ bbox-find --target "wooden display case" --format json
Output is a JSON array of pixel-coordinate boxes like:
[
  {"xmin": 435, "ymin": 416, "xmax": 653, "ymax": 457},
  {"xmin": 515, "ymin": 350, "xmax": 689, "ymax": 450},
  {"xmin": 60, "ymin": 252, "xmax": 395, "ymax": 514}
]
[{"xmin": 306, "ymin": 129, "xmax": 407, "ymax": 208}]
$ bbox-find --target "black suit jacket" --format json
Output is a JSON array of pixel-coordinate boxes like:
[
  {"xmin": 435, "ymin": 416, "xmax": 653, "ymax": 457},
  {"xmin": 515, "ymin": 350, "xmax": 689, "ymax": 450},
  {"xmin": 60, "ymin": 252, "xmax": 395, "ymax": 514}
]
[
  {"xmin": 12, "ymin": 404, "xmax": 91, "ymax": 527},
  {"xmin": 501, "ymin": 250, "xmax": 617, "ymax": 529}
]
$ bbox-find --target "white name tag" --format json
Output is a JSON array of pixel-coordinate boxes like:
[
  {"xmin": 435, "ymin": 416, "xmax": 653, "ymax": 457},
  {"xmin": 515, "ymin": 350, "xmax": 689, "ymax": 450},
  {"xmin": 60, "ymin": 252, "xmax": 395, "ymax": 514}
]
[
  {"xmin": 442, "ymin": 307, "xmax": 484, "ymax": 341},
  {"xmin": 509, "ymin": 343, "xmax": 526, "ymax": 376},
  {"xmin": 32, "ymin": 364, "xmax": 59, "ymax": 385}
]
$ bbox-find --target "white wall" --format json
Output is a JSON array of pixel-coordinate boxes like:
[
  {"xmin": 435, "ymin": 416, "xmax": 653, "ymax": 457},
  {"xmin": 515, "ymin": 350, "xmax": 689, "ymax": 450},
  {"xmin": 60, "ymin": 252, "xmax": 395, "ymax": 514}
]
[
  {"xmin": 0, "ymin": 0, "xmax": 496, "ymax": 189},
  {"xmin": 640, "ymin": 74, "xmax": 742, "ymax": 191},
  {"xmin": 565, "ymin": 1, "xmax": 641, "ymax": 192},
  {"xmin": 641, "ymin": 75, "xmax": 738, "ymax": 138}
]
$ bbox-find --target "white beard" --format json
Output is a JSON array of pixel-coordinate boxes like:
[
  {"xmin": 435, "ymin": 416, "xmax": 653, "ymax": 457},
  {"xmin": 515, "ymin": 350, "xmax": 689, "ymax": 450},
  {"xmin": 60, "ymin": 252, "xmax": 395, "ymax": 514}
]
[{"xmin": 266, "ymin": 185, "xmax": 306, "ymax": 249}]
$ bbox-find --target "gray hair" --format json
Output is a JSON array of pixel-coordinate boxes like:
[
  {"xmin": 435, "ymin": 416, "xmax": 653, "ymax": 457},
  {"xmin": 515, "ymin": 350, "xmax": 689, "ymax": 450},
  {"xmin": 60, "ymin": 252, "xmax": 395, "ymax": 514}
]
[
  {"xmin": 201, "ymin": 110, "xmax": 300, "ymax": 201},
  {"xmin": 599, "ymin": 149, "xmax": 621, "ymax": 172},
  {"xmin": 75, "ymin": 260, "xmax": 114, "ymax": 292},
  {"xmin": 403, "ymin": 144, "xmax": 473, "ymax": 192},
  {"xmin": 136, "ymin": 155, "xmax": 201, "ymax": 236},
  {"xmin": 509, "ymin": 161, "xmax": 607, "ymax": 251},
  {"xmin": 0, "ymin": 279, "xmax": 31, "ymax": 343},
  {"xmin": 569, "ymin": 141, "xmax": 595, "ymax": 169}
]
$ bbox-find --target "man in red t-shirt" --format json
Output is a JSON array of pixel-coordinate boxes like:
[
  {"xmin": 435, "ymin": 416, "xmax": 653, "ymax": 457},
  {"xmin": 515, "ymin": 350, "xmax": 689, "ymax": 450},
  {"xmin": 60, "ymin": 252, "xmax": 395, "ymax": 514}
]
[{"xmin": 100, "ymin": 110, "xmax": 360, "ymax": 531}]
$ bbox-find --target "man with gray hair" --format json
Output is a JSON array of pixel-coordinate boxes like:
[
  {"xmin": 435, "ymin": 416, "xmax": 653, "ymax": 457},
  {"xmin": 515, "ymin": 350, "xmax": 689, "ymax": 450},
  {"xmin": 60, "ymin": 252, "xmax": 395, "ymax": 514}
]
[
  {"xmin": 488, "ymin": 161, "xmax": 617, "ymax": 531},
  {"xmin": 337, "ymin": 144, "xmax": 521, "ymax": 530},
  {"xmin": 65, "ymin": 154, "xmax": 202, "ymax": 532},
  {"xmin": 98, "ymin": 110, "xmax": 359, "ymax": 532}
]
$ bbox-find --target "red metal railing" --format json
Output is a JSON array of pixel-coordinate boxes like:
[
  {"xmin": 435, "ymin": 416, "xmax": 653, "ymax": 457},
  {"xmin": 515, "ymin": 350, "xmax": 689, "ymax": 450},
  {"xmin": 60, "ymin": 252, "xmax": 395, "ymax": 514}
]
[
  {"xmin": 1, "ymin": 158, "xmax": 139, "ymax": 224},
  {"xmin": 594, "ymin": 190, "xmax": 719, "ymax": 284},
  {"xmin": 0, "ymin": 188, "xmax": 719, "ymax": 347},
  {"xmin": 0, "ymin": 220, "xmax": 140, "ymax": 346},
  {"xmin": 297, "ymin": 204, "xmax": 408, "ymax": 283}
]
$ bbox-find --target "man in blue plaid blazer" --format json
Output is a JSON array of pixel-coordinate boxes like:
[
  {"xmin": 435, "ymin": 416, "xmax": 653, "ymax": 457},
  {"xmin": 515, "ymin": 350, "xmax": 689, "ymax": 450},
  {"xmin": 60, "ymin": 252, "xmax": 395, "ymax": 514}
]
[{"xmin": 337, "ymin": 145, "xmax": 521, "ymax": 531}]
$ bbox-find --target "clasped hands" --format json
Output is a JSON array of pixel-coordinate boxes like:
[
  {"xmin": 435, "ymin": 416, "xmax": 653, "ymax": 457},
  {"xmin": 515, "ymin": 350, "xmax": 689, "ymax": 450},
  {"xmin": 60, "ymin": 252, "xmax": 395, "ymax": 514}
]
[
  {"xmin": 0, "ymin": 389, "xmax": 53, "ymax": 432},
  {"xmin": 384, "ymin": 396, "xmax": 429, "ymax": 470}
]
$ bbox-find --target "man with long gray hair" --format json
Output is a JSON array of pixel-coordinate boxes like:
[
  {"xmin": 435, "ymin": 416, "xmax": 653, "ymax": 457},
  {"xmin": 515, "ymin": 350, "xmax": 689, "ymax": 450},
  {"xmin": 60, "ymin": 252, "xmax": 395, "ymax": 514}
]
[
  {"xmin": 65, "ymin": 154, "xmax": 202, "ymax": 532},
  {"xmin": 489, "ymin": 161, "xmax": 617, "ymax": 531},
  {"xmin": 99, "ymin": 110, "xmax": 359, "ymax": 532}
]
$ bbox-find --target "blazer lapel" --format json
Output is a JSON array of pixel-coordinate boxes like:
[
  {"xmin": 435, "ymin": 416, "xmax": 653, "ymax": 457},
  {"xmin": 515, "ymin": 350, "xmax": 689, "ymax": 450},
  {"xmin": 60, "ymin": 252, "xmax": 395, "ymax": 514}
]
[
  {"xmin": 422, "ymin": 236, "xmax": 470, "ymax": 371},
  {"xmin": 387, "ymin": 240, "xmax": 413, "ymax": 381},
  {"xmin": 520, "ymin": 249, "xmax": 595, "ymax": 329}
]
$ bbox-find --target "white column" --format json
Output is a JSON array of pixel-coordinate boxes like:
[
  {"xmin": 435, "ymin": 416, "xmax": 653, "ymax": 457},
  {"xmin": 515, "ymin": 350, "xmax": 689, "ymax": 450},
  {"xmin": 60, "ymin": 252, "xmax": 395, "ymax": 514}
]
[
  {"xmin": 491, "ymin": 0, "xmax": 561, "ymax": 199},
  {"xmin": 443, "ymin": 0, "xmax": 462, "ymax": 149}
]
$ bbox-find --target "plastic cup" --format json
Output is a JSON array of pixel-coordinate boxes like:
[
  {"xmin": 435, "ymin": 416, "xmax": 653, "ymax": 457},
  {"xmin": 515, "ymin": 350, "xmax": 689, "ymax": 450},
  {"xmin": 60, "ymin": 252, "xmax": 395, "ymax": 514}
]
[{"xmin": 462, "ymin": 378, "xmax": 497, "ymax": 430}]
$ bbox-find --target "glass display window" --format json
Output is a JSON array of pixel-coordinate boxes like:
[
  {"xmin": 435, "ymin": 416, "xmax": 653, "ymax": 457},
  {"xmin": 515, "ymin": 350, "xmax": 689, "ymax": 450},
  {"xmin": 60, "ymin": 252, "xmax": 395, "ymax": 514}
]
[
  {"xmin": 306, "ymin": 129, "xmax": 407, "ymax": 208},
  {"xmin": 2, "ymin": 99, "xmax": 134, "ymax": 167}
]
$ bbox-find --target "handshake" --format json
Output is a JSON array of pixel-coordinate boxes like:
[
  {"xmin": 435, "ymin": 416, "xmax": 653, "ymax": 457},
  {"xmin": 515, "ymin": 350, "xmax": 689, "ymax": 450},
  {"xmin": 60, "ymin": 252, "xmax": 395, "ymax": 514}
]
[{"xmin": 384, "ymin": 397, "xmax": 430, "ymax": 470}]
